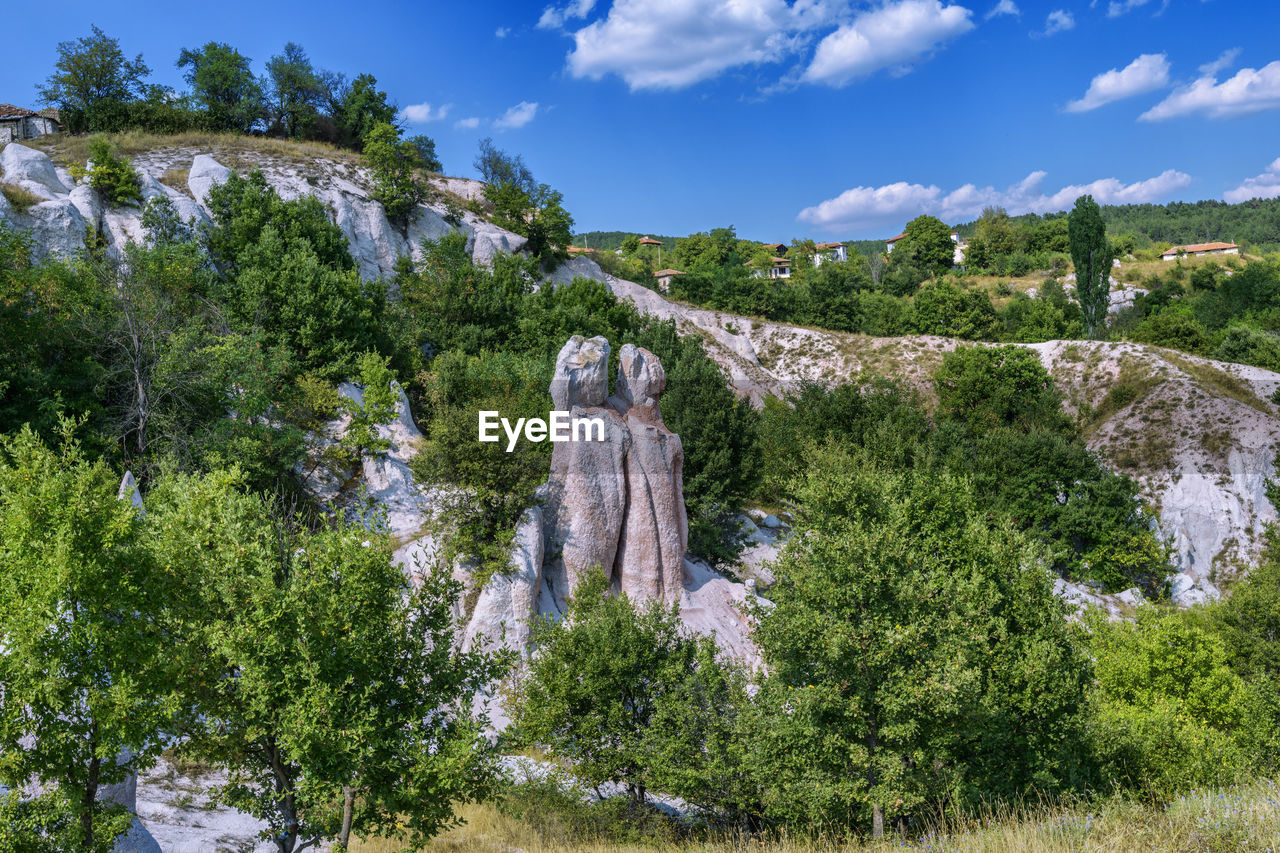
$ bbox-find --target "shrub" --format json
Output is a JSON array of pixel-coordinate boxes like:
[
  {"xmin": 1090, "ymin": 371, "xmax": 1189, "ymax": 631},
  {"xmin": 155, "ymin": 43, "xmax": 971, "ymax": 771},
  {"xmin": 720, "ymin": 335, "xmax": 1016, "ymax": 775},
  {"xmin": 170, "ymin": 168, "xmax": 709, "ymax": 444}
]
[
  {"xmin": 86, "ymin": 137, "xmax": 142, "ymax": 206},
  {"xmin": 364, "ymin": 121, "xmax": 427, "ymax": 226}
]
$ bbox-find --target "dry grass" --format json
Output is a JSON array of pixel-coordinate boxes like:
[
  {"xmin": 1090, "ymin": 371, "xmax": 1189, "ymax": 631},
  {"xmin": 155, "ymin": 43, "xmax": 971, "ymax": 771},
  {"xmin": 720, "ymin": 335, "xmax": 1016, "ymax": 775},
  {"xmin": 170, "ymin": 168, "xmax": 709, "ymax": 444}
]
[
  {"xmin": 1161, "ymin": 351, "xmax": 1270, "ymax": 414},
  {"xmin": 159, "ymin": 166, "xmax": 190, "ymax": 196},
  {"xmin": 349, "ymin": 778, "xmax": 1280, "ymax": 852},
  {"xmin": 0, "ymin": 181, "xmax": 43, "ymax": 212},
  {"xmin": 25, "ymin": 130, "xmax": 364, "ymax": 170}
]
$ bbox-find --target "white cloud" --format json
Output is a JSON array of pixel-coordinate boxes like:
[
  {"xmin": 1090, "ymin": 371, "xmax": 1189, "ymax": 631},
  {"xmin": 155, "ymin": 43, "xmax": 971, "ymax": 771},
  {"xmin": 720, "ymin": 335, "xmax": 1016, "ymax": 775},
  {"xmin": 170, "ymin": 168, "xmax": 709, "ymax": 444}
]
[
  {"xmin": 1106, "ymin": 0, "xmax": 1168, "ymax": 16},
  {"xmin": 802, "ymin": 1, "xmax": 975, "ymax": 87},
  {"xmin": 495, "ymin": 26, "xmax": 510, "ymax": 38},
  {"xmin": 399, "ymin": 102, "xmax": 451, "ymax": 123},
  {"xmin": 538, "ymin": 0, "xmax": 598, "ymax": 30},
  {"xmin": 565, "ymin": 0, "xmax": 833, "ymax": 91},
  {"xmin": 986, "ymin": 0, "xmax": 1019, "ymax": 18},
  {"xmin": 1199, "ymin": 47, "xmax": 1241, "ymax": 76},
  {"xmin": 797, "ymin": 168, "xmax": 1192, "ymax": 232},
  {"xmin": 1224, "ymin": 157, "xmax": 1280, "ymax": 203},
  {"xmin": 494, "ymin": 101, "xmax": 540, "ymax": 130},
  {"xmin": 1141, "ymin": 61, "xmax": 1280, "ymax": 120},
  {"xmin": 1065, "ymin": 53, "xmax": 1170, "ymax": 112},
  {"xmin": 1042, "ymin": 9, "xmax": 1075, "ymax": 35},
  {"xmin": 454, "ymin": 116, "xmax": 481, "ymax": 129}
]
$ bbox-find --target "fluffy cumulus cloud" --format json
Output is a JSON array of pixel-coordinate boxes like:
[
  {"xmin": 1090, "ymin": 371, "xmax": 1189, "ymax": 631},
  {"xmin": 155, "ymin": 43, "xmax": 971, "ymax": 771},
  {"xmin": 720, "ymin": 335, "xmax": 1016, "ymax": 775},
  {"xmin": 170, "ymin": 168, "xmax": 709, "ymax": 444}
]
[
  {"xmin": 538, "ymin": 0, "xmax": 598, "ymax": 29},
  {"xmin": 565, "ymin": 0, "xmax": 833, "ymax": 91},
  {"xmin": 1065, "ymin": 53, "xmax": 1170, "ymax": 113},
  {"xmin": 494, "ymin": 101, "xmax": 540, "ymax": 129},
  {"xmin": 797, "ymin": 169, "xmax": 1192, "ymax": 232},
  {"xmin": 454, "ymin": 116, "xmax": 481, "ymax": 129},
  {"xmin": 1225, "ymin": 158, "xmax": 1280, "ymax": 204},
  {"xmin": 802, "ymin": 1, "xmax": 975, "ymax": 87},
  {"xmin": 399, "ymin": 102, "xmax": 450, "ymax": 123},
  {"xmin": 1042, "ymin": 9, "xmax": 1074, "ymax": 35},
  {"xmin": 986, "ymin": 0, "xmax": 1019, "ymax": 18},
  {"xmin": 1141, "ymin": 61, "xmax": 1280, "ymax": 120}
]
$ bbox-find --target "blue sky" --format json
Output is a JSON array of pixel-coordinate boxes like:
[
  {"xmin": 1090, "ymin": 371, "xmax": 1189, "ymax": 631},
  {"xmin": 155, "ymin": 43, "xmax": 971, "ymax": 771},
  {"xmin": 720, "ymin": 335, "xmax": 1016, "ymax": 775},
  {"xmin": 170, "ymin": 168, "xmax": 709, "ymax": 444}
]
[{"xmin": 4, "ymin": 0, "xmax": 1279, "ymax": 241}]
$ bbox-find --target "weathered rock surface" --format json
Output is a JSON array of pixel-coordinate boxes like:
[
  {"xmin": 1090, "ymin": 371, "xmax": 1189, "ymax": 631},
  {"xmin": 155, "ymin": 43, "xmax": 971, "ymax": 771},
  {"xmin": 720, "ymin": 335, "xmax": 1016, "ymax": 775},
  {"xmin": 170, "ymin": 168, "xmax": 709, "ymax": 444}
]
[
  {"xmin": 0, "ymin": 143, "xmax": 526, "ymax": 276},
  {"xmin": 579, "ymin": 263, "xmax": 1280, "ymax": 605}
]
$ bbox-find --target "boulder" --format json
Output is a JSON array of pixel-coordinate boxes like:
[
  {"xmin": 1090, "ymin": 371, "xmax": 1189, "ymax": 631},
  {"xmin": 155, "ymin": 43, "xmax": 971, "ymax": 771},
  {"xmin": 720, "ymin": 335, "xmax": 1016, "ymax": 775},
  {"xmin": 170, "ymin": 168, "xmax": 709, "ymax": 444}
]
[
  {"xmin": 465, "ymin": 506, "xmax": 546, "ymax": 654},
  {"xmin": 1, "ymin": 197, "xmax": 87, "ymax": 260},
  {"xmin": 614, "ymin": 343, "xmax": 666, "ymax": 412},
  {"xmin": 0, "ymin": 143, "xmax": 69, "ymax": 198},
  {"xmin": 550, "ymin": 335, "xmax": 610, "ymax": 411},
  {"xmin": 68, "ymin": 184, "xmax": 102, "ymax": 231},
  {"xmin": 187, "ymin": 154, "xmax": 231, "ymax": 208}
]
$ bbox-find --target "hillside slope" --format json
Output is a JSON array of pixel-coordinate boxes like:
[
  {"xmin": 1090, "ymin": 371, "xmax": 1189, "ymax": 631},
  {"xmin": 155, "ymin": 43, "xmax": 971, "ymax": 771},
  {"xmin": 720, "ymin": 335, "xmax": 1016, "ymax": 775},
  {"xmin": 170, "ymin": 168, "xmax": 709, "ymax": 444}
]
[{"xmin": 555, "ymin": 257, "xmax": 1280, "ymax": 599}]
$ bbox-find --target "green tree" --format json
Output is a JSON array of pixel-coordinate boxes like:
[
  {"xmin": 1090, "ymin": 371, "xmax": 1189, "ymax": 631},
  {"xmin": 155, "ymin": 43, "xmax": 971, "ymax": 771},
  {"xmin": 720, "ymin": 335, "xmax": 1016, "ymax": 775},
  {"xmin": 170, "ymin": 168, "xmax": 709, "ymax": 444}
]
[
  {"xmin": 149, "ymin": 471, "xmax": 506, "ymax": 852},
  {"xmin": 333, "ymin": 73, "xmax": 396, "ymax": 150},
  {"xmin": 38, "ymin": 26, "xmax": 150, "ymax": 132},
  {"xmin": 752, "ymin": 448, "xmax": 1089, "ymax": 837},
  {"xmin": 176, "ymin": 42, "xmax": 264, "ymax": 133},
  {"xmin": 893, "ymin": 214, "xmax": 954, "ymax": 276},
  {"xmin": 1068, "ymin": 195, "xmax": 1112, "ymax": 338},
  {"xmin": 86, "ymin": 138, "xmax": 141, "ymax": 206},
  {"xmin": 265, "ymin": 42, "xmax": 321, "ymax": 138},
  {"xmin": 511, "ymin": 571, "xmax": 707, "ymax": 807},
  {"xmin": 363, "ymin": 121, "xmax": 427, "ymax": 226},
  {"xmin": 0, "ymin": 424, "xmax": 183, "ymax": 851},
  {"xmin": 1087, "ymin": 608, "xmax": 1262, "ymax": 798},
  {"xmin": 934, "ymin": 345, "xmax": 1071, "ymax": 434}
]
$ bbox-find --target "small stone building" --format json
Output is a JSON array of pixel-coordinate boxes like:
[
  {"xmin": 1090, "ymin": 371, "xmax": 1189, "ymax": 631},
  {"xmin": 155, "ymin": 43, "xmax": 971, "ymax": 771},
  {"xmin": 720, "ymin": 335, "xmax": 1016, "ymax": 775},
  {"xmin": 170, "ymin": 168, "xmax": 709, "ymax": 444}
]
[{"xmin": 0, "ymin": 105, "xmax": 60, "ymax": 143}]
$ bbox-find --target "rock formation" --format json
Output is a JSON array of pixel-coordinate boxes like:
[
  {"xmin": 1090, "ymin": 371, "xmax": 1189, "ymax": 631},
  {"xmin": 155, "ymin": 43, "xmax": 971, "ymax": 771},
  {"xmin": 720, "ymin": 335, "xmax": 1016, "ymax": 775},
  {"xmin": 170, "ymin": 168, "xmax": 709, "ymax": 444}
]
[
  {"xmin": 0, "ymin": 143, "xmax": 526, "ymax": 278},
  {"xmin": 538, "ymin": 336, "xmax": 689, "ymax": 609}
]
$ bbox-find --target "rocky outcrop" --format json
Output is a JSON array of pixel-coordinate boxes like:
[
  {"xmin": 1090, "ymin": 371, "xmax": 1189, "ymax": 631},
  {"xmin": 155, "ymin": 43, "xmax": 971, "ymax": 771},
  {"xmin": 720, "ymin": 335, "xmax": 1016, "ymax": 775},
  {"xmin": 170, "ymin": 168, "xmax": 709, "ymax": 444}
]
[
  {"xmin": 0, "ymin": 143, "xmax": 526, "ymax": 276},
  {"xmin": 580, "ymin": 264, "xmax": 1280, "ymax": 605}
]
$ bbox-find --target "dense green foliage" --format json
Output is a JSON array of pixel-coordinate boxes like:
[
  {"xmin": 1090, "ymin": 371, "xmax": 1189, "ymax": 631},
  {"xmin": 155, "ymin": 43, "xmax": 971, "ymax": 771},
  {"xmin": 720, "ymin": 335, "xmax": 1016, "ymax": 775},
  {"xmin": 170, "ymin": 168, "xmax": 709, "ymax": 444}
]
[
  {"xmin": 37, "ymin": 27, "xmax": 437, "ymax": 162},
  {"xmin": 84, "ymin": 138, "xmax": 141, "ymax": 206}
]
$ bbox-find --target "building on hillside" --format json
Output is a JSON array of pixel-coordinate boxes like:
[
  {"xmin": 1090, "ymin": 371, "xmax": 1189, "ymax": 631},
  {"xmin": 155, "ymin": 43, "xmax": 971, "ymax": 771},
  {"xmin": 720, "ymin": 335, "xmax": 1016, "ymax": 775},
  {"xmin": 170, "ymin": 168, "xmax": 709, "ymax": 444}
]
[
  {"xmin": 638, "ymin": 236, "xmax": 665, "ymax": 266},
  {"xmin": 0, "ymin": 104, "xmax": 60, "ymax": 142},
  {"xmin": 749, "ymin": 257, "xmax": 792, "ymax": 279},
  {"xmin": 654, "ymin": 268, "xmax": 685, "ymax": 291},
  {"xmin": 813, "ymin": 241, "xmax": 847, "ymax": 266},
  {"xmin": 951, "ymin": 231, "xmax": 968, "ymax": 265},
  {"xmin": 762, "ymin": 242, "xmax": 786, "ymax": 255},
  {"xmin": 1160, "ymin": 242, "xmax": 1240, "ymax": 261},
  {"xmin": 566, "ymin": 245, "xmax": 595, "ymax": 256},
  {"xmin": 885, "ymin": 231, "xmax": 906, "ymax": 253}
]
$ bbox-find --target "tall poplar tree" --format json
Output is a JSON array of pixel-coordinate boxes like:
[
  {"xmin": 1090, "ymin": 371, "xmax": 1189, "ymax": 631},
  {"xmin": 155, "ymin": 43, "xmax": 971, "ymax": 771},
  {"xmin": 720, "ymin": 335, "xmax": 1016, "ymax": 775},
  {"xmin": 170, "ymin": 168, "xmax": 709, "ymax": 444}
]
[{"xmin": 1068, "ymin": 194, "xmax": 1112, "ymax": 338}]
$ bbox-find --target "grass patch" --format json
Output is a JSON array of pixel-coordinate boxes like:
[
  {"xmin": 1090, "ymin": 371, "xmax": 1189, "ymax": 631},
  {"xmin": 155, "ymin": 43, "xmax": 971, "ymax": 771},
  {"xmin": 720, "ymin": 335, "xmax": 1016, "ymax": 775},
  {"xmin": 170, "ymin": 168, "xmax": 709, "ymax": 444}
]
[
  {"xmin": 0, "ymin": 182, "xmax": 43, "ymax": 212},
  {"xmin": 159, "ymin": 167, "xmax": 190, "ymax": 196},
  {"xmin": 349, "ymin": 777, "xmax": 1280, "ymax": 852},
  {"xmin": 26, "ymin": 130, "xmax": 365, "ymax": 171},
  {"xmin": 1162, "ymin": 351, "xmax": 1269, "ymax": 414}
]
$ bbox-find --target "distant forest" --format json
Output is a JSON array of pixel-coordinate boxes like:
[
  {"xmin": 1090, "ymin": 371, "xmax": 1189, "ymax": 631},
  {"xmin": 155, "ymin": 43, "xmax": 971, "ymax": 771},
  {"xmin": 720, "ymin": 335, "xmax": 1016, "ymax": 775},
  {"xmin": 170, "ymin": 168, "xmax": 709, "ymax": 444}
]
[
  {"xmin": 583, "ymin": 195, "xmax": 1280, "ymax": 259},
  {"xmin": 955, "ymin": 196, "xmax": 1280, "ymax": 254}
]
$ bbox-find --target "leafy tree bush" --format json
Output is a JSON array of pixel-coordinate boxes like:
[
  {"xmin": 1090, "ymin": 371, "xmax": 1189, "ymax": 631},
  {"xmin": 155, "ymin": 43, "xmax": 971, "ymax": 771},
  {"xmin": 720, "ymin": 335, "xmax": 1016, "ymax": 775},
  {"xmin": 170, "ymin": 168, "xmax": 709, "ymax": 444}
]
[
  {"xmin": 0, "ymin": 424, "xmax": 183, "ymax": 851},
  {"xmin": 934, "ymin": 345, "xmax": 1071, "ymax": 434},
  {"xmin": 909, "ymin": 279, "xmax": 1000, "ymax": 339},
  {"xmin": 176, "ymin": 41, "xmax": 265, "ymax": 132},
  {"xmin": 39, "ymin": 26, "xmax": 150, "ymax": 133},
  {"xmin": 511, "ymin": 571, "xmax": 725, "ymax": 809},
  {"xmin": 364, "ymin": 121, "xmax": 428, "ymax": 226},
  {"xmin": 893, "ymin": 214, "xmax": 954, "ymax": 275},
  {"xmin": 752, "ymin": 448, "xmax": 1090, "ymax": 837},
  {"xmin": 85, "ymin": 137, "xmax": 142, "ymax": 206},
  {"xmin": 1087, "ymin": 608, "xmax": 1264, "ymax": 799},
  {"xmin": 149, "ymin": 470, "xmax": 507, "ymax": 852},
  {"xmin": 1128, "ymin": 307, "xmax": 1211, "ymax": 355}
]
